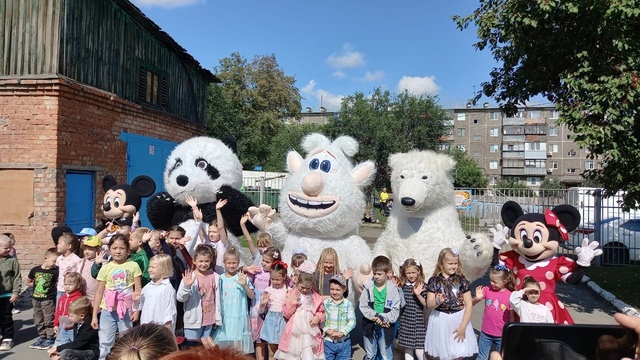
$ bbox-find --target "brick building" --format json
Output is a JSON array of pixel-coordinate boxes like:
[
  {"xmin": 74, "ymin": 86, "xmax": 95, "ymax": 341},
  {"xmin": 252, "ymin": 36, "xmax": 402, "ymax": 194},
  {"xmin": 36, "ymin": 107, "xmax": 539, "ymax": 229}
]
[{"xmin": 0, "ymin": 0, "xmax": 217, "ymax": 271}]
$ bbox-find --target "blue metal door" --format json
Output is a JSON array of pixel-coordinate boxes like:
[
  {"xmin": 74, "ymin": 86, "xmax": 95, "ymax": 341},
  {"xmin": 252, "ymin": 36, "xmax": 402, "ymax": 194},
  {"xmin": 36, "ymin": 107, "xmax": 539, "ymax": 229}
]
[
  {"xmin": 65, "ymin": 171, "xmax": 95, "ymax": 233},
  {"xmin": 121, "ymin": 132, "xmax": 178, "ymax": 227}
]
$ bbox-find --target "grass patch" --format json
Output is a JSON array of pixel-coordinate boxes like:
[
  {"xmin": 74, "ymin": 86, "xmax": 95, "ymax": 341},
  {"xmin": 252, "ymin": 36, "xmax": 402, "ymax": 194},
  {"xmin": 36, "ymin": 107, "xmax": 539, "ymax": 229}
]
[{"xmin": 586, "ymin": 266, "xmax": 640, "ymax": 310}]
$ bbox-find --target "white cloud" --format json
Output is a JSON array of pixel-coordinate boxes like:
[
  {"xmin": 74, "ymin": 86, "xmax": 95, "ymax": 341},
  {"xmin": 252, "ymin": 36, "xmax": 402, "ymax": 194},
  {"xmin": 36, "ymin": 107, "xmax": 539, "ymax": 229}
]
[
  {"xmin": 301, "ymin": 80, "xmax": 316, "ymax": 95},
  {"xmin": 360, "ymin": 70, "xmax": 385, "ymax": 82},
  {"xmin": 316, "ymin": 90, "xmax": 344, "ymax": 111},
  {"xmin": 326, "ymin": 44, "xmax": 365, "ymax": 69},
  {"xmin": 332, "ymin": 70, "xmax": 346, "ymax": 79},
  {"xmin": 132, "ymin": 0, "xmax": 202, "ymax": 8},
  {"xmin": 397, "ymin": 76, "xmax": 440, "ymax": 96}
]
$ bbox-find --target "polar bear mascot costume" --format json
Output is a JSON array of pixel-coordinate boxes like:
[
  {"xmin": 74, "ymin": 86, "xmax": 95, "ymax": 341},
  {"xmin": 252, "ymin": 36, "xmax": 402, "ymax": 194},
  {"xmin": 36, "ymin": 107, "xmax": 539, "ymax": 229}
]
[
  {"xmin": 251, "ymin": 133, "xmax": 375, "ymax": 293},
  {"xmin": 372, "ymin": 150, "xmax": 493, "ymax": 282}
]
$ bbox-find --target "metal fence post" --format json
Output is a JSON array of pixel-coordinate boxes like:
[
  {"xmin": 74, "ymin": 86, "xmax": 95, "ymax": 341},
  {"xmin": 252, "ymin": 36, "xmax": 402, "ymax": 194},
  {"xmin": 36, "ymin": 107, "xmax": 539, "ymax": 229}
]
[
  {"xmin": 259, "ymin": 176, "xmax": 265, "ymax": 205},
  {"xmin": 594, "ymin": 189, "xmax": 602, "ymax": 266}
]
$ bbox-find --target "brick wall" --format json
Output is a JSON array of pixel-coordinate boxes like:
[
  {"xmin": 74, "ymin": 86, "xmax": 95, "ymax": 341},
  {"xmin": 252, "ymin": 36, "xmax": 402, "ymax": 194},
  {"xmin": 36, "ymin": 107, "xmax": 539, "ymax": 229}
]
[{"xmin": 0, "ymin": 77, "xmax": 205, "ymax": 278}]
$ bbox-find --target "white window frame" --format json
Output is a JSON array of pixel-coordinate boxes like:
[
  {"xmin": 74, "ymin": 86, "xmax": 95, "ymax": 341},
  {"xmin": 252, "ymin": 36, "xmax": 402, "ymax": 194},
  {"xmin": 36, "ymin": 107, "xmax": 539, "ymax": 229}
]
[
  {"xmin": 550, "ymin": 110, "xmax": 559, "ymax": 119},
  {"xmin": 490, "ymin": 128, "xmax": 499, "ymax": 137},
  {"xmin": 489, "ymin": 144, "xmax": 499, "ymax": 153},
  {"xmin": 457, "ymin": 113, "xmax": 466, "ymax": 121},
  {"xmin": 585, "ymin": 160, "xmax": 595, "ymax": 170},
  {"xmin": 548, "ymin": 127, "xmax": 558, "ymax": 136},
  {"xmin": 566, "ymin": 168, "xmax": 577, "ymax": 174},
  {"xmin": 490, "ymin": 112, "xmax": 500, "ymax": 120},
  {"xmin": 489, "ymin": 161, "xmax": 498, "ymax": 170},
  {"xmin": 457, "ymin": 128, "xmax": 466, "ymax": 136}
]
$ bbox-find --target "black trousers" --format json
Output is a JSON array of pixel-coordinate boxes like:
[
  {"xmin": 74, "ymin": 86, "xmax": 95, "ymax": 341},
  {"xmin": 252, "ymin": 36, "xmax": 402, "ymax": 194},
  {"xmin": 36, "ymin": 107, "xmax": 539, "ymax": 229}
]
[{"xmin": 0, "ymin": 297, "xmax": 14, "ymax": 339}]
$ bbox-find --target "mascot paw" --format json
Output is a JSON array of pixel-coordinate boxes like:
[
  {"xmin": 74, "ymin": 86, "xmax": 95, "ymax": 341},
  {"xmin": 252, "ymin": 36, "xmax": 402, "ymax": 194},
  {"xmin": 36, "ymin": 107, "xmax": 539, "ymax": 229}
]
[
  {"xmin": 489, "ymin": 223, "xmax": 509, "ymax": 250},
  {"xmin": 248, "ymin": 204, "xmax": 277, "ymax": 232},
  {"xmin": 352, "ymin": 263, "xmax": 373, "ymax": 294},
  {"xmin": 462, "ymin": 233, "xmax": 493, "ymax": 282},
  {"xmin": 575, "ymin": 238, "xmax": 603, "ymax": 267}
]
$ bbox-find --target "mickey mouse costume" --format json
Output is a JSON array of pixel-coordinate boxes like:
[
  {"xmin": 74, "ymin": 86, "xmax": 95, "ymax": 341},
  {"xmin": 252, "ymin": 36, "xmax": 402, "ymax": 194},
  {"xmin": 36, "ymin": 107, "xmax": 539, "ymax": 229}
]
[{"xmin": 491, "ymin": 201, "xmax": 602, "ymax": 324}]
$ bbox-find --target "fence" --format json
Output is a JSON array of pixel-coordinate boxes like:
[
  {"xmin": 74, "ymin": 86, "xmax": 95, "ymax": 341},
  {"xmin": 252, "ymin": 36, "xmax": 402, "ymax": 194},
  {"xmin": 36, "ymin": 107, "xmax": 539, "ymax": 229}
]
[
  {"xmin": 241, "ymin": 175, "xmax": 288, "ymax": 212},
  {"xmin": 455, "ymin": 188, "xmax": 640, "ymax": 266}
]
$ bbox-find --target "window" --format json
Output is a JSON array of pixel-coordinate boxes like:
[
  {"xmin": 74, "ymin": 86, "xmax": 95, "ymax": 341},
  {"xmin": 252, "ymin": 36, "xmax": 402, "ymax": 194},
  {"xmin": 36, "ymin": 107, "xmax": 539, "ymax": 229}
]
[
  {"xmin": 457, "ymin": 145, "xmax": 466, "ymax": 152},
  {"xmin": 473, "ymin": 151, "xmax": 482, "ymax": 157},
  {"xmin": 436, "ymin": 143, "xmax": 452, "ymax": 151},
  {"xmin": 566, "ymin": 168, "xmax": 577, "ymax": 174},
  {"xmin": 457, "ymin": 113, "xmax": 466, "ymax": 121},
  {"xmin": 549, "ymin": 144, "xmax": 559, "ymax": 153},
  {"xmin": 525, "ymin": 160, "xmax": 546, "ymax": 168},
  {"xmin": 447, "ymin": 127, "xmax": 454, "ymax": 135},
  {"xmin": 525, "ymin": 142, "xmax": 546, "ymax": 151},
  {"xmin": 528, "ymin": 110, "xmax": 541, "ymax": 119},
  {"xmin": 549, "ymin": 127, "xmax": 558, "ymax": 136},
  {"xmin": 550, "ymin": 110, "xmax": 559, "ymax": 119},
  {"xmin": 489, "ymin": 144, "xmax": 499, "ymax": 153},
  {"xmin": 568, "ymin": 149, "xmax": 576, "ymax": 156},
  {"xmin": 138, "ymin": 63, "xmax": 168, "ymax": 108},
  {"xmin": 473, "ymin": 134, "xmax": 482, "ymax": 141},
  {"xmin": 566, "ymin": 134, "xmax": 572, "ymax": 140},
  {"xmin": 585, "ymin": 160, "xmax": 595, "ymax": 170},
  {"xmin": 490, "ymin": 128, "xmax": 499, "ymax": 137},
  {"xmin": 473, "ymin": 119, "xmax": 480, "ymax": 124},
  {"xmin": 457, "ymin": 128, "xmax": 466, "ymax": 136},
  {"xmin": 527, "ymin": 177, "xmax": 541, "ymax": 186},
  {"xmin": 490, "ymin": 161, "xmax": 498, "ymax": 170},
  {"xmin": 550, "ymin": 161, "xmax": 558, "ymax": 169},
  {"xmin": 490, "ymin": 112, "xmax": 500, "ymax": 120},
  {"xmin": 490, "ymin": 176, "xmax": 498, "ymax": 185}
]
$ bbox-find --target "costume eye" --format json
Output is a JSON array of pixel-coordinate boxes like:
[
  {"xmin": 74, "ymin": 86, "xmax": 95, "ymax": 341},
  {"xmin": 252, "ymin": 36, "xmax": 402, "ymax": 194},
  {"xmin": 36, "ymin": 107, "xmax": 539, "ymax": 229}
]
[
  {"xmin": 421, "ymin": 175, "xmax": 428, "ymax": 180},
  {"xmin": 519, "ymin": 228, "xmax": 528, "ymax": 240},
  {"xmin": 400, "ymin": 175, "xmax": 405, "ymax": 179},
  {"xmin": 175, "ymin": 160, "xmax": 182, "ymax": 168},
  {"xmin": 319, "ymin": 160, "xmax": 331, "ymax": 173},
  {"xmin": 113, "ymin": 197, "xmax": 121, "ymax": 208},
  {"xmin": 533, "ymin": 230, "xmax": 543, "ymax": 243},
  {"xmin": 105, "ymin": 197, "xmax": 112, "ymax": 206},
  {"xmin": 309, "ymin": 158, "xmax": 320, "ymax": 170},
  {"xmin": 197, "ymin": 160, "xmax": 208, "ymax": 169}
]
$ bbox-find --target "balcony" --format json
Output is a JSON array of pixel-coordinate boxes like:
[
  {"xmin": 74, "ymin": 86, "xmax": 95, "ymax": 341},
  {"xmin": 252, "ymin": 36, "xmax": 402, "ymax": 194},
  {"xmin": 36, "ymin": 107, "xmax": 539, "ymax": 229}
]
[
  {"xmin": 502, "ymin": 168, "xmax": 525, "ymax": 175},
  {"xmin": 524, "ymin": 150, "xmax": 548, "ymax": 159},
  {"xmin": 502, "ymin": 151, "xmax": 525, "ymax": 158},
  {"xmin": 524, "ymin": 167, "xmax": 547, "ymax": 175},
  {"xmin": 503, "ymin": 135, "xmax": 525, "ymax": 142},
  {"xmin": 503, "ymin": 117, "xmax": 525, "ymax": 125}
]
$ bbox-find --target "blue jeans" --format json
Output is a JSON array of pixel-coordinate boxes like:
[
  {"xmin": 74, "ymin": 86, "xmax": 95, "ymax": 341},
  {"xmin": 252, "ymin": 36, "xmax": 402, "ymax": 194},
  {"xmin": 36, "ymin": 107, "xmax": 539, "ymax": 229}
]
[
  {"xmin": 98, "ymin": 309, "xmax": 132, "ymax": 360},
  {"xmin": 183, "ymin": 325, "xmax": 213, "ymax": 340},
  {"xmin": 55, "ymin": 325, "xmax": 74, "ymax": 346},
  {"xmin": 324, "ymin": 338, "xmax": 351, "ymax": 360},
  {"xmin": 477, "ymin": 331, "xmax": 502, "ymax": 360},
  {"xmin": 363, "ymin": 327, "xmax": 393, "ymax": 360}
]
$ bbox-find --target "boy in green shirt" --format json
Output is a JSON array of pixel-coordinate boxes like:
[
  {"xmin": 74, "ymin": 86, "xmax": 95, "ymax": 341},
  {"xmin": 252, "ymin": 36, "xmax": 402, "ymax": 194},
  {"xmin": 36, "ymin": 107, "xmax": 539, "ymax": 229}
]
[{"xmin": 129, "ymin": 228, "xmax": 150, "ymax": 286}]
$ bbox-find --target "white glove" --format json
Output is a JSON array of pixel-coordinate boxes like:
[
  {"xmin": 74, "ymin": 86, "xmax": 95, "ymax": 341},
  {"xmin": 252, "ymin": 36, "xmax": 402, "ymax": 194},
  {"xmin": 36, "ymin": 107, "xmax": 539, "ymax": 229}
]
[
  {"xmin": 575, "ymin": 238, "xmax": 603, "ymax": 267},
  {"xmin": 247, "ymin": 204, "xmax": 277, "ymax": 232},
  {"xmin": 489, "ymin": 223, "xmax": 509, "ymax": 250}
]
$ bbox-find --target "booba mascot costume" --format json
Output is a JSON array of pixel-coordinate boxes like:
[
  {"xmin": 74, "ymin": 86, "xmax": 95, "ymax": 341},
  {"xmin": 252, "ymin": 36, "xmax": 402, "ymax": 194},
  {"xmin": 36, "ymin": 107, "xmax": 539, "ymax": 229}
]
[
  {"xmin": 250, "ymin": 133, "xmax": 376, "ymax": 297},
  {"xmin": 371, "ymin": 150, "xmax": 494, "ymax": 282},
  {"xmin": 492, "ymin": 201, "xmax": 602, "ymax": 324}
]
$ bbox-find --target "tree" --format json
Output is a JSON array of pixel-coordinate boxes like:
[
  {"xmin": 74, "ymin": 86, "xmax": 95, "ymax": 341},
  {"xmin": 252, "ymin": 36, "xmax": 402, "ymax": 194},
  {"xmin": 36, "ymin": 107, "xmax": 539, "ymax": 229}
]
[
  {"xmin": 323, "ymin": 88, "xmax": 449, "ymax": 189},
  {"xmin": 454, "ymin": 1, "xmax": 640, "ymax": 209},
  {"xmin": 206, "ymin": 52, "xmax": 302, "ymax": 170},
  {"xmin": 262, "ymin": 123, "xmax": 320, "ymax": 172},
  {"xmin": 539, "ymin": 177, "xmax": 564, "ymax": 198},
  {"xmin": 495, "ymin": 179, "xmax": 535, "ymax": 198},
  {"xmin": 444, "ymin": 148, "xmax": 489, "ymax": 188}
]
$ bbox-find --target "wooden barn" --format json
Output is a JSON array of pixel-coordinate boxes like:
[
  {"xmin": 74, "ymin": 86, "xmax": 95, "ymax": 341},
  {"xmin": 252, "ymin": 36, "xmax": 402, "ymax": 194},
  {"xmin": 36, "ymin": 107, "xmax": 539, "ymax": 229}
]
[{"xmin": 0, "ymin": 0, "xmax": 218, "ymax": 271}]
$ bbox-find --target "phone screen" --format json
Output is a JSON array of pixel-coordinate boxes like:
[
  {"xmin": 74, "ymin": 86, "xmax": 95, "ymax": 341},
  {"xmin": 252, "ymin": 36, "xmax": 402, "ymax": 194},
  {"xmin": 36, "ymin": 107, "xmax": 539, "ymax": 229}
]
[{"xmin": 501, "ymin": 323, "xmax": 637, "ymax": 360}]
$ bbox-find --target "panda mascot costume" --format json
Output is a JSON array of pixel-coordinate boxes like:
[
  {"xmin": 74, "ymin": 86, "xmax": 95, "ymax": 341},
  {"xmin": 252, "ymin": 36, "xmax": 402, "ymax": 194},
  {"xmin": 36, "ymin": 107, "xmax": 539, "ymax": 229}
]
[
  {"xmin": 491, "ymin": 201, "xmax": 602, "ymax": 324},
  {"xmin": 146, "ymin": 136, "xmax": 257, "ymax": 262}
]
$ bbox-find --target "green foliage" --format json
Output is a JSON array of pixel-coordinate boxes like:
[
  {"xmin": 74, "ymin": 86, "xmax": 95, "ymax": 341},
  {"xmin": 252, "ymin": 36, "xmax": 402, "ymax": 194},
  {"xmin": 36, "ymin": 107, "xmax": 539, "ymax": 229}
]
[
  {"xmin": 443, "ymin": 148, "xmax": 489, "ymax": 188},
  {"xmin": 539, "ymin": 177, "xmax": 564, "ymax": 198},
  {"xmin": 495, "ymin": 179, "xmax": 535, "ymax": 197},
  {"xmin": 206, "ymin": 52, "xmax": 302, "ymax": 170},
  {"xmin": 323, "ymin": 88, "xmax": 449, "ymax": 189},
  {"xmin": 262, "ymin": 123, "xmax": 320, "ymax": 172},
  {"xmin": 454, "ymin": 0, "xmax": 640, "ymax": 209}
]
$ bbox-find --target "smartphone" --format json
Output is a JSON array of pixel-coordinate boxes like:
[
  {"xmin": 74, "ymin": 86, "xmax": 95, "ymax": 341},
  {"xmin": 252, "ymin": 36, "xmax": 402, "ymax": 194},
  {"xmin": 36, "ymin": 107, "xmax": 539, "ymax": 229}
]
[{"xmin": 501, "ymin": 322, "xmax": 637, "ymax": 360}]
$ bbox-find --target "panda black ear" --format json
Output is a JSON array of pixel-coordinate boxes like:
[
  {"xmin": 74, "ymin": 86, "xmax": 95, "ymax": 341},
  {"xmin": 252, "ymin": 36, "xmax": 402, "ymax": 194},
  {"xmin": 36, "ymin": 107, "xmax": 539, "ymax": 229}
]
[
  {"xmin": 131, "ymin": 176, "xmax": 156, "ymax": 198},
  {"xmin": 220, "ymin": 136, "xmax": 237, "ymax": 153},
  {"xmin": 103, "ymin": 175, "xmax": 117, "ymax": 192},
  {"xmin": 552, "ymin": 204, "xmax": 581, "ymax": 232},
  {"xmin": 501, "ymin": 201, "xmax": 524, "ymax": 228}
]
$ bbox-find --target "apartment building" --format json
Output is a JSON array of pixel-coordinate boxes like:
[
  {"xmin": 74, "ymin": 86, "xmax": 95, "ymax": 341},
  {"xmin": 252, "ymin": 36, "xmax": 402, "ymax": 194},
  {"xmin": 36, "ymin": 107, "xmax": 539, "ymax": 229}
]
[{"xmin": 439, "ymin": 106, "xmax": 594, "ymax": 187}]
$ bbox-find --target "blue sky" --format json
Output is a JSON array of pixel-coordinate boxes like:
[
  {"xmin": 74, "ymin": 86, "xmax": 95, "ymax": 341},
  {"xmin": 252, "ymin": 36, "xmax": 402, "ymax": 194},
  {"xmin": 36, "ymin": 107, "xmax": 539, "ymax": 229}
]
[{"xmin": 132, "ymin": 0, "xmax": 499, "ymax": 111}]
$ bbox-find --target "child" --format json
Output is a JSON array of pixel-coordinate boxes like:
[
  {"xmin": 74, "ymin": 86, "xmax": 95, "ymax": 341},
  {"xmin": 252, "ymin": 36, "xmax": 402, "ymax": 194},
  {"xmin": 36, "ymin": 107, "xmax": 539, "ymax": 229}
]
[
  {"xmin": 27, "ymin": 247, "xmax": 59, "ymax": 350},
  {"xmin": 92, "ymin": 234, "xmax": 142, "ymax": 360},
  {"xmin": 288, "ymin": 249, "xmax": 307, "ymax": 287},
  {"xmin": 47, "ymin": 296, "xmax": 99, "ymax": 360},
  {"xmin": 315, "ymin": 247, "xmax": 354, "ymax": 299},
  {"xmin": 2, "ymin": 232, "xmax": 17, "ymax": 258},
  {"xmin": 188, "ymin": 196, "xmax": 228, "ymax": 274},
  {"xmin": 425, "ymin": 247, "xmax": 478, "ymax": 360},
  {"xmin": 77, "ymin": 236, "xmax": 102, "ymax": 302},
  {"xmin": 214, "ymin": 247, "xmax": 255, "ymax": 354},
  {"xmin": 177, "ymin": 245, "xmax": 221, "ymax": 339},
  {"xmin": 0, "ymin": 234, "xmax": 21, "ymax": 351},
  {"xmin": 54, "ymin": 271, "xmax": 84, "ymax": 346},
  {"xmin": 397, "ymin": 258, "xmax": 428, "ymax": 360},
  {"xmin": 102, "ymin": 323, "xmax": 178, "ymax": 360},
  {"xmin": 240, "ymin": 212, "xmax": 273, "ymax": 267},
  {"xmin": 56, "ymin": 233, "xmax": 82, "ymax": 300},
  {"xmin": 359, "ymin": 255, "xmax": 403, "ymax": 360},
  {"xmin": 322, "ymin": 274, "xmax": 356, "ymax": 360},
  {"xmin": 258, "ymin": 261, "xmax": 289, "ymax": 358},
  {"xmin": 509, "ymin": 275, "xmax": 554, "ymax": 323},
  {"xmin": 133, "ymin": 253, "xmax": 177, "ymax": 332},
  {"xmin": 473, "ymin": 264, "xmax": 516, "ymax": 360},
  {"xmin": 274, "ymin": 260, "xmax": 325, "ymax": 360},
  {"xmin": 129, "ymin": 227, "xmax": 151, "ymax": 286},
  {"xmin": 75, "ymin": 228, "xmax": 98, "ymax": 243}
]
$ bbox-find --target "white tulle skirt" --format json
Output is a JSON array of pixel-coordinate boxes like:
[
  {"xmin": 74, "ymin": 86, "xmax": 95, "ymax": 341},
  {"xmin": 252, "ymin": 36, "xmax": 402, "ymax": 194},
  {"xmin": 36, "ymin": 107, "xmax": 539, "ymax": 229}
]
[
  {"xmin": 424, "ymin": 309, "xmax": 478, "ymax": 360},
  {"xmin": 274, "ymin": 301, "xmax": 324, "ymax": 360}
]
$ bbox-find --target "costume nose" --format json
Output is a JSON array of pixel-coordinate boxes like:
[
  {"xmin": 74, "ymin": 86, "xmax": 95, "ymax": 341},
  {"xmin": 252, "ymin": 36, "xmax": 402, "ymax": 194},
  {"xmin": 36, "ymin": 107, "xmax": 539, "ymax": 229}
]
[
  {"xmin": 103, "ymin": 203, "xmax": 111, "ymax": 211},
  {"xmin": 523, "ymin": 237, "xmax": 533, "ymax": 248},
  {"xmin": 176, "ymin": 175, "xmax": 189, "ymax": 187},
  {"xmin": 401, "ymin": 197, "xmax": 415, "ymax": 206},
  {"xmin": 301, "ymin": 172, "xmax": 324, "ymax": 196}
]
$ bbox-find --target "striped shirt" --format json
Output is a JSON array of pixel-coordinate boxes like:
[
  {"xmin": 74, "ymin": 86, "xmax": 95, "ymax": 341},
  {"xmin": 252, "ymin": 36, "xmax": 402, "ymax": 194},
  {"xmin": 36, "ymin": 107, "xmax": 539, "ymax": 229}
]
[{"xmin": 322, "ymin": 297, "xmax": 356, "ymax": 339}]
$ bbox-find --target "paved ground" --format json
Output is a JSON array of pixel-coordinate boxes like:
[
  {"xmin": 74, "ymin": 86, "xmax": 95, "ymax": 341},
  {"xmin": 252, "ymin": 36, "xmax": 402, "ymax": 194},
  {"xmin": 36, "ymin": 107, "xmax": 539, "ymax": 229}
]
[{"xmin": 8, "ymin": 224, "xmax": 619, "ymax": 360}]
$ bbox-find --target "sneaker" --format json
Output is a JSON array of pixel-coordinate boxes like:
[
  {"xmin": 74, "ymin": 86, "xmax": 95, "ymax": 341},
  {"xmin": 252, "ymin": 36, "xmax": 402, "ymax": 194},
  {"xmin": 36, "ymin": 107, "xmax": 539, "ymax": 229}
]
[
  {"xmin": 37, "ymin": 338, "xmax": 54, "ymax": 350},
  {"xmin": 29, "ymin": 338, "xmax": 45, "ymax": 349},
  {"xmin": 11, "ymin": 309, "xmax": 20, "ymax": 314},
  {"xmin": 0, "ymin": 339, "xmax": 13, "ymax": 351}
]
